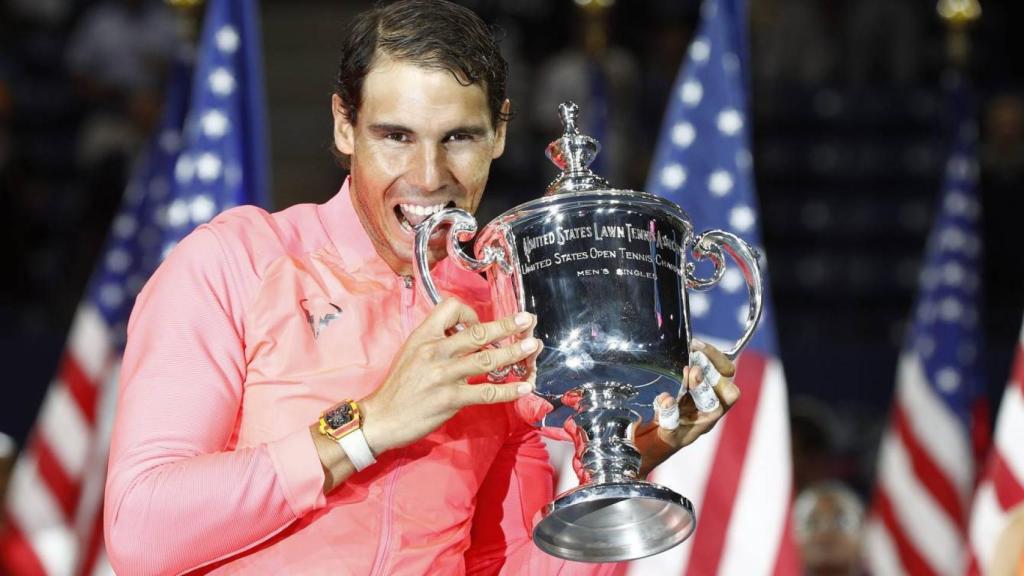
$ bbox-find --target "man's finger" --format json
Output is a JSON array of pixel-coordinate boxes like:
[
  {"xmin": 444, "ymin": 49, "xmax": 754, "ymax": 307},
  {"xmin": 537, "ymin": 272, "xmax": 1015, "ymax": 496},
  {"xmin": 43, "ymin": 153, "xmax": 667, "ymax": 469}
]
[
  {"xmin": 443, "ymin": 311, "xmax": 534, "ymax": 356},
  {"xmin": 717, "ymin": 381, "xmax": 741, "ymax": 412},
  {"xmin": 655, "ymin": 393, "xmax": 680, "ymax": 430},
  {"xmin": 458, "ymin": 380, "xmax": 534, "ymax": 407},
  {"xmin": 422, "ymin": 297, "xmax": 480, "ymax": 337},
  {"xmin": 691, "ymin": 339, "xmax": 736, "ymax": 377},
  {"xmin": 448, "ymin": 337, "xmax": 541, "ymax": 380}
]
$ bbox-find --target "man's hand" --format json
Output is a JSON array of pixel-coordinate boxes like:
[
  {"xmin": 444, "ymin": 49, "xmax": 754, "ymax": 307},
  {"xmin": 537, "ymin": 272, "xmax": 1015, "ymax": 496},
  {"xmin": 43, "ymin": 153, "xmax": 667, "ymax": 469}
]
[
  {"xmin": 634, "ymin": 340, "xmax": 741, "ymax": 477},
  {"xmin": 359, "ymin": 298, "xmax": 542, "ymax": 456}
]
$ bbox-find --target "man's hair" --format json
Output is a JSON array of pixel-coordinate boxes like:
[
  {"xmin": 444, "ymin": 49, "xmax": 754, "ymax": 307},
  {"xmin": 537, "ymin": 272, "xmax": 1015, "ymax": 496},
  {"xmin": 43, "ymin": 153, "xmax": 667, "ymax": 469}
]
[{"xmin": 334, "ymin": 0, "xmax": 511, "ymax": 128}]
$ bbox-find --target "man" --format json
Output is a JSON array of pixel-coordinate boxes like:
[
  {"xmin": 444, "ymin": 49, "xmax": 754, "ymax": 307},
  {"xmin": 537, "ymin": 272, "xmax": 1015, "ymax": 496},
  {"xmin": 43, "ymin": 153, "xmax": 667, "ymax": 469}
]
[
  {"xmin": 793, "ymin": 481, "xmax": 868, "ymax": 576},
  {"xmin": 104, "ymin": 1, "xmax": 740, "ymax": 574}
]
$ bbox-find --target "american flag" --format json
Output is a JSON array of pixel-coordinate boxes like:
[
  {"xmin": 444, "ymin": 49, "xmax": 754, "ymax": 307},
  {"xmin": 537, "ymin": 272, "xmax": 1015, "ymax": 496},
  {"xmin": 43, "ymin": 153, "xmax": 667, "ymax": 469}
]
[
  {"xmin": 863, "ymin": 75, "xmax": 987, "ymax": 576},
  {"xmin": 627, "ymin": 0, "xmax": 797, "ymax": 572},
  {"xmin": 966, "ymin": 318, "xmax": 1024, "ymax": 573},
  {"xmin": 0, "ymin": 1, "xmax": 267, "ymax": 573}
]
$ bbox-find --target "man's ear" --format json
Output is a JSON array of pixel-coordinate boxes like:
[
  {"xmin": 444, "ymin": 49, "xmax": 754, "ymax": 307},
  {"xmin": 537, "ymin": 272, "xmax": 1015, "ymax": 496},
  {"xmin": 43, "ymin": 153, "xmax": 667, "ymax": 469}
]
[
  {"xmin": 491, "ymin": 98, "xmax": 511, "ymax": 160},
  {"xmin": 332, "ymin": 94, "xmax": 355, "ymax": 155}
]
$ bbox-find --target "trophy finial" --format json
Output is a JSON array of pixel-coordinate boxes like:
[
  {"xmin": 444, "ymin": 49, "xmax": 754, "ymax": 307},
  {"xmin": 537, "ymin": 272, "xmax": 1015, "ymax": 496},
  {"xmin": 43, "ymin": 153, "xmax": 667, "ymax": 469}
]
[
  {"xmin": 545, "ymin": 101, "xmax": 610, "ymax": 195},
  {"xmin": 559, "ymin": 102, "xmax": 580, "ymax": 135}
]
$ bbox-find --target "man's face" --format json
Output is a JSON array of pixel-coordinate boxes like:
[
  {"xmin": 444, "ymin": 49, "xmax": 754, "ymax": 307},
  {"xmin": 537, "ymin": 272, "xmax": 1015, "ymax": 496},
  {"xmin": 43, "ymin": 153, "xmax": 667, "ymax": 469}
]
[
  {"xmin": 798, "ymin": 494, "xmax": 862, "ymax": 576},
  {"xmin": 332, "ymin": 56, "xmax": 508, "ymax": 276}
]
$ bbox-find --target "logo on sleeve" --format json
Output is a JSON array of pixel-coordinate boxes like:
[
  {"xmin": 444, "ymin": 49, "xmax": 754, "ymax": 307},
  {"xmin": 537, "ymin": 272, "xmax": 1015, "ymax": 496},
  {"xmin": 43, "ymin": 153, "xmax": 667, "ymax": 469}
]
[{"xmin": 301, "ymin": 297, "xmax": 342, "ymax": 339}]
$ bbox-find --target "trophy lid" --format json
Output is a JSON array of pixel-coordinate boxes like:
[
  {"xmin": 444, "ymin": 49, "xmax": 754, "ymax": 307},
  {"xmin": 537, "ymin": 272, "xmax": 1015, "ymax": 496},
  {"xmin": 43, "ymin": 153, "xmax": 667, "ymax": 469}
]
[{"xmin": 545, "ymin": 102, "xmax": 611, "ymax": 196}]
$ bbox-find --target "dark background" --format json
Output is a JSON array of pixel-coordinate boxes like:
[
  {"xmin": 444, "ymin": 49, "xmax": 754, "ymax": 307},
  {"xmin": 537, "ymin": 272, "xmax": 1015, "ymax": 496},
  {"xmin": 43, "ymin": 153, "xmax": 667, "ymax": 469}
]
[{"xmin": 1, "ymin": 0, "xmax": 1022, "ymax": 496}]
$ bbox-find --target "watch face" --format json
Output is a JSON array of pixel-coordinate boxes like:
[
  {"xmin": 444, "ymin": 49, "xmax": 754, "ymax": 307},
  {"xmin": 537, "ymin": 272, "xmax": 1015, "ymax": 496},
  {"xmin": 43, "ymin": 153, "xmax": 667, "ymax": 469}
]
[{"xmin": 325, "ymin": 402, "xmax": 354, "ymax": 429}]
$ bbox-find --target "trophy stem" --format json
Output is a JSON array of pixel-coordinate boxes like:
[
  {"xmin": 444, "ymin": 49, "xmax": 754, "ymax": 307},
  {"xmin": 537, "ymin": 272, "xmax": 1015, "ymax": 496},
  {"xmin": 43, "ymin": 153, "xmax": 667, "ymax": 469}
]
[
  {"xmin": 570, "ymin": 382, "xmax": 642, "ymax": 485},
  {"xmin": 532, "ymin": 381, "xmax": 697, "ymax": 562}
]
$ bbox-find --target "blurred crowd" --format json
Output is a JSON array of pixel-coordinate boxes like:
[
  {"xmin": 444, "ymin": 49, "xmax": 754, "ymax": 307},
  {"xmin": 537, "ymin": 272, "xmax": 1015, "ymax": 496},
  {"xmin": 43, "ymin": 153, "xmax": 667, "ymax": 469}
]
[{"xmin": 1, "ymin": 0, "xmax": 1023, "ymax": 573}]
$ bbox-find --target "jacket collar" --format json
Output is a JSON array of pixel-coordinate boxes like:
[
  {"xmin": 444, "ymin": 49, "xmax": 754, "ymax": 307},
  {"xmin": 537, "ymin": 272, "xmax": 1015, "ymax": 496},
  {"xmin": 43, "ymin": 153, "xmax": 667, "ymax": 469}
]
[{"xmin": 317, "ymin": 177, "xmax": 384, "ymax": 275}]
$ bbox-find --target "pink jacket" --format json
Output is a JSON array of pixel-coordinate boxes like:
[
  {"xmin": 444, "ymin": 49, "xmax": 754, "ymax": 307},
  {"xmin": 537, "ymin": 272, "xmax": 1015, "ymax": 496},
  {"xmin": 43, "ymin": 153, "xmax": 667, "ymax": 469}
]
[{"xmin": 104, "ymin": 181, "xmax": 616, "ymax": 575}]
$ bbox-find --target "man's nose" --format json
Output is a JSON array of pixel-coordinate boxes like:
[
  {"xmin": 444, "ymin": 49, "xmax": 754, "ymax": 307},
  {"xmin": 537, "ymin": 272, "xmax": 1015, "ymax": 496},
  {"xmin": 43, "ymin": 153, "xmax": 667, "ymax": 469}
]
[{"xmin": 409, "ymin": 144, "xmax": 447, "ymax": 192}]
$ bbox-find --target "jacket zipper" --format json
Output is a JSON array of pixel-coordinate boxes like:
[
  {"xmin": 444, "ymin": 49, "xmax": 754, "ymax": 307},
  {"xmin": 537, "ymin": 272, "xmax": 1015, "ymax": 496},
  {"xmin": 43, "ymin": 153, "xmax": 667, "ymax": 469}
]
[{"xmin": 369, "ymin": 275, "xmax": 416, "ymax": 576}]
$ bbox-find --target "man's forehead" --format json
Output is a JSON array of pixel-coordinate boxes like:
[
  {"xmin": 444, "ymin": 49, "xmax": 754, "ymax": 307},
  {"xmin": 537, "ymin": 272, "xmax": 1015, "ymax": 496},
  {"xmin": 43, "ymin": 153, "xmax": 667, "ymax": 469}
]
[{"xmin": 359, "ymin": 56, "xmax": 492, "ymax": 128}]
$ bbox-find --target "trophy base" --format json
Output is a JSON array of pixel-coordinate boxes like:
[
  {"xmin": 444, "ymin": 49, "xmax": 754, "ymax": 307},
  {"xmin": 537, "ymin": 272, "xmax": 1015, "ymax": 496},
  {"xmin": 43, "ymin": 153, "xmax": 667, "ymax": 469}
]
[{"xmin": 532, "ymin": 480, "xmax": 696, "ymax": 562}]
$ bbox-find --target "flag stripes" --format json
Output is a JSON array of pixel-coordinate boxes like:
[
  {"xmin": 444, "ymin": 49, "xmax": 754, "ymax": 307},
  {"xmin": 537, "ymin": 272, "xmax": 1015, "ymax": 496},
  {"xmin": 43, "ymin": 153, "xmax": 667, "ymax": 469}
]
[
  {"xmin": 685, "ymin": 352, "xmax": 767, "ymax": 576},
  {"xmin": 0, "ymin": 1, "xmax": 267, "ymax": 573},
  {"xmin": 967, "ymin": 329, "xmax": 1024, "ymax": 572}
]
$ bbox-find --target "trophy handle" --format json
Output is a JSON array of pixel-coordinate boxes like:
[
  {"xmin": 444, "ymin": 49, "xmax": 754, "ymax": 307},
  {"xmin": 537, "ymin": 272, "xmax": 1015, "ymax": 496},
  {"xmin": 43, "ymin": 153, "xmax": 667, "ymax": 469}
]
[
  {"xmin": 686, "ymin": 230, "xmax": 764, "ymax": 360},
  {"xmin": 414, "ymin": 208, "xmax": 518, "ymax": 381}
]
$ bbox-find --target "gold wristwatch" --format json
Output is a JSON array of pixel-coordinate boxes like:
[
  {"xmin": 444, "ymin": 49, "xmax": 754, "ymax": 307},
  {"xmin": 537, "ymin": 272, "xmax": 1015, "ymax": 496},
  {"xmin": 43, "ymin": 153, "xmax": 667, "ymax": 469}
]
[{"xmin": 318, "ymin": 400, "xmax": 376, "ymax": 471}]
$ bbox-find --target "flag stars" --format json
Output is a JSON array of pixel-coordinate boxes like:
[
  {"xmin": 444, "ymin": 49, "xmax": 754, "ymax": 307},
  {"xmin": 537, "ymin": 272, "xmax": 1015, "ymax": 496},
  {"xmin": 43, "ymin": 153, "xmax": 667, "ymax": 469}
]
[
  {"xmin": 190, "ymin": 194, "xmax": 216, "ymax": 223},
  {"xmin": 717, "ymin": 108, "xmax": 743, "ymax": 136},
  {"xmin": 689, "ymin": 292, "xmax": 710, "ymax": 317},
  {"xmin": 939, "ymin": 227, "xmax": 967, "ymax": 252},
  {"xmin": 209, "ymin": 67, "xmax": 236, "ymax": 96},
  {"xmin": 944, "ymin": 191, "xmax": 979, "ymax": 219},
  {"xmin": 196, "ymin": 153, "xmax": 223, "ymax": 183},
  {"xmin": 690, "ymin": 38, "xmax": 710, "ymax": 63},
  {"xmin": 942, "ymin": 262, "xmax": 965, "ymax": 287},
  {"xmin": 167, "ymin": 199, "xmax": 190, "ymax": 227},
  {"xmin": 175, "ymin": 154, "xmax": 195, "ymax": 185},
  {"xmin": 671, "ymin": 122, "xmax": 696, "ymax": 148},
  {"xmin": 200, "ymin": 109, "xmax": 230, "ymax": 139},
  {"xmin": 938, "ymin": 297, "xmax": 963, "ymax": 322},
  {"xmin": 721, "ymin": 267, "xmax": 743, "ymax": 293},
  {"xmin": 660, "ymin": 163, "xmax": 687, "ymax": 190},
  {"xmin": 935, "ymin": 368, "xmax": 961, "ymax": 393},
  {"xmin": 729, "ymin": 205, "xmax": 756, "ymax": 232},
  {"xmin": 680, "ymin": 79, "xmax": 703, "ymax": 107},
  {"xmin": 216, "ymin": 25, "xmax": 240, "ymax": 54},
  {"xmin": 709, "ymin": 170, "xmax": 734, "ymax": 196},
  {"xmin": 113, "ymin": 214, "xmax": 137, "ymax": 238},
  {"xmin": 99, "ymin": 283, "xmax": 125, "ymax": 309},
  {"xmin": 106, "ymin": 248, "xmax": 131, "ymax": 273},
  {"xmin": 946, "ymin": 156, "xmax": 978, "ymax": 181}
]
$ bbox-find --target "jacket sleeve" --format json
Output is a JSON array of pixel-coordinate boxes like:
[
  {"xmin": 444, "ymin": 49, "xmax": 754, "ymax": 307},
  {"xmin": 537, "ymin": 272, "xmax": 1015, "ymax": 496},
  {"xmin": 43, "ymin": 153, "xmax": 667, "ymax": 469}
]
[
  {"xmin": 103, "ymin": 225, "xmax": 327, "ymax": 576},
  {"xmin": 465, "ymin": 414, "xmax": 620, "ymax": 576}
]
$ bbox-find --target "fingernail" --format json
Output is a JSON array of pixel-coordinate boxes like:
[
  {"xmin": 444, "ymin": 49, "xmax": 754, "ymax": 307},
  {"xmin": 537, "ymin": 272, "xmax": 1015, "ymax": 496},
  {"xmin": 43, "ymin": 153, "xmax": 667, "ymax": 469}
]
[
  {"xmin": 517, "ymin": 382, "xmax": 534, "ymax": 395},
  {"xmin": 521, "ymin": 337, "xmax": 539, "ymax": 352},
  {"xmin": 691, "ymin": 339, "xmax": 706, "ymax": 351},
  {"xmin": 695, "ymin": 369, "xmax": 704, "ymax": 384},
  {"xmin": 658, "ymin": 394, "xmax": 674, "ymax": 408},
  {"xmin": 515, "ymin": 312, "xmax": 533, "ymax": 327}
]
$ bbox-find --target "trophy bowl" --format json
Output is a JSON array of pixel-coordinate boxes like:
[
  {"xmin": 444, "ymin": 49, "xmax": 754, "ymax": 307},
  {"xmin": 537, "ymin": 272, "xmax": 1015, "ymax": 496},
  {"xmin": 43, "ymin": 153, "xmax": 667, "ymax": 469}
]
[{"xmin": 414, "ymin": 102, "xmax": 764, "ymax": 562}]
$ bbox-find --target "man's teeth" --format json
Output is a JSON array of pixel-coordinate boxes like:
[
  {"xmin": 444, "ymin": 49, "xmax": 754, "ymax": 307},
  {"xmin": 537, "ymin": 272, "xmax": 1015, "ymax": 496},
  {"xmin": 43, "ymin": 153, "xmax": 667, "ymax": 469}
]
[{"xmin": 400, "ymin": 203, "xmax": 447, "ymax": 217}]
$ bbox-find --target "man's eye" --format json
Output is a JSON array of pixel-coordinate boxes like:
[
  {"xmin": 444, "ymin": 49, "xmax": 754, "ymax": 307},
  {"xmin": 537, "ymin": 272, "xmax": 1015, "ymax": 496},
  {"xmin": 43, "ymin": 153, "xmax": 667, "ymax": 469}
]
[
  {"xmin": 386, "ymin": 133, "xmax": 410, "ymax": 142},
  {"xmin": 445, "ymin": 133, "xmax": 474, "ymax": 143}
]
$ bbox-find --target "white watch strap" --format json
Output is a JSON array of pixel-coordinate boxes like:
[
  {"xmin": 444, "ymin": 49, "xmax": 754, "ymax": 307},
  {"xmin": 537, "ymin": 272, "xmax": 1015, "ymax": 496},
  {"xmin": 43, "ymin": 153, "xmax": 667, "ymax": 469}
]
[{"xmin": 338, "ymin": 428, "xmax": 376, "ymax": 472}]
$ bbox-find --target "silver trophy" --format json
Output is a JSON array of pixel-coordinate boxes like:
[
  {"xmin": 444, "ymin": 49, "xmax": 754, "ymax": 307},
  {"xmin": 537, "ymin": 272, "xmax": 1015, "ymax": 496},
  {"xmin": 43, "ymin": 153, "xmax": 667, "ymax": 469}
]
[{"xmin": 414, "ymin": 102, "xmax": 764, "ymax": 562}]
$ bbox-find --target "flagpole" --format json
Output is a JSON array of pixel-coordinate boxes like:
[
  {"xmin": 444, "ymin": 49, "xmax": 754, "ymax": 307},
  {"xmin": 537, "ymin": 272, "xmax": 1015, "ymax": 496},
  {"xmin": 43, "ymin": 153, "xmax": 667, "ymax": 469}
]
[
  {"xmin": 937, "ymin": 0, "xmax": 981, "ymax": 71},
  {"xmin": 167, "ymin": 0, "xmax": 205, "ymax": 41}
]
